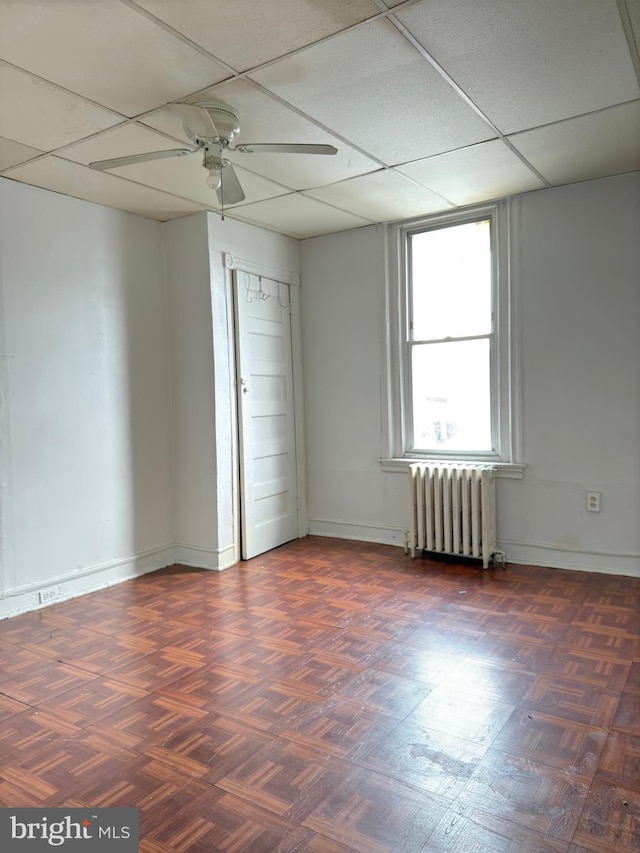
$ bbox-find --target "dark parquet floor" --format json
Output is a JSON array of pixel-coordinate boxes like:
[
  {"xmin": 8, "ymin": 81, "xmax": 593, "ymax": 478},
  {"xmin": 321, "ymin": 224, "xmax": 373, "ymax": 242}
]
[{"xmin": 1, "ymin": 536, "xmax": 640, "ymax": 852}]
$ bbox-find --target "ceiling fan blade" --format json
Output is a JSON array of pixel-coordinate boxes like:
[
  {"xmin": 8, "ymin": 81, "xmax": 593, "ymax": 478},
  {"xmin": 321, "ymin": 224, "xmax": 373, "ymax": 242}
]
[
  {"xmin": 216, "ymin": 163, "xmax": 245, "ymax": 205},
  {"xmin": 89, "ymin": 148, "xmax": 195, "ymax": 170},
  {"xmin": 168, "ymin": 102, "xmax": 219, "ymax": 138},
  {"xmin": 235, "ymin": 143, "xmax": 338, "ymax": 155}
]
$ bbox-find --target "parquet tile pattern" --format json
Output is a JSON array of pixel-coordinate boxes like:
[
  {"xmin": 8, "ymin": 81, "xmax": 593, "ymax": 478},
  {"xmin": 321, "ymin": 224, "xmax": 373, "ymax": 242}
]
[{"xmin": 1, "ymin": 537, "xmax": 640, "ymax": 851}]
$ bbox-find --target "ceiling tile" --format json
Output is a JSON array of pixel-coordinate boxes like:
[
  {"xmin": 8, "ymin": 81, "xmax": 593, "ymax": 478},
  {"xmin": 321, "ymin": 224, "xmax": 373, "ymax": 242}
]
[
  {"xmin": 4, "ymin": 156, "xmax": 206, "ymax": 221},
  {"xmin": 0, "ymin": 1, "xmax": 230, "ymax": 116},
  {"xmin": 627, "ymin": 0, "xmax": 640, "ymax": 44},
  {"xmin": 305, "ymin": 169, "xmax": 453, "ymax": 220},
  {"xmin": 0, "ymin": 136, "xmax": 43, "ymax": 171},
  {"xmin": 395, "ymin": 0, "xmax": 640, "ymax": 133},
  {"xmin": 231, "ymin": 194, "xmax": 372, "ymax": 239},
  {"xmin": 508, "ymin": 101, "xmax": 640, "ymax": 186},
  {"xmin": 251, "ymin": 18, "xmax": 495, "ymax": 164},
  {"xmin": 142, "ymin": 79, "xmax": 380, "ymax": 189},
  {"xmin": 61, "ymin": 122, "xmax": 292, "ymax": 207},
  {"xmin": 132, "ymin": 0, "xmax": 381, "ymax": 71},
  {"xmin": 125, "ymin": 106, "xmax": 201, "ymax": 145},
  {"xmin": 0, "ymin": 64, "xmax": 122, "ymax": 150},
  {"xmin": 397, "ymin": 139, "xmax": 546, "ymax": 206}
]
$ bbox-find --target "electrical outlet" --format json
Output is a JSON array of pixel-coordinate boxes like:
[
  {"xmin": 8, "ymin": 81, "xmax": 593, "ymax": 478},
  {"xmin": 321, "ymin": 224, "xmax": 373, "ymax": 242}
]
[
  {"xmin": 586, "ymin": 491, "xmax": 601, "ymax": 512},
  {"xmin": 39, "ymin": 586, "xmax": 61, "ymax": 604}
]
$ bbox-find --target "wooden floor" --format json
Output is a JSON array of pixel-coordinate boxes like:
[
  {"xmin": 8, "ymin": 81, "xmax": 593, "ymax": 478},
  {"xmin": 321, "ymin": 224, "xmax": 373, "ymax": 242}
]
[{"xmin": 1, "ymin": 537, "xmax": 639, "ymax": 852}]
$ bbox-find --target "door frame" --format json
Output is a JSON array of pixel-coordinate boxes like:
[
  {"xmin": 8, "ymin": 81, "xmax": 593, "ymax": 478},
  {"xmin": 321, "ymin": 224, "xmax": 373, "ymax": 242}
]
[{"xmin": 224, "ymin": 253, "xmax": 308, "ymax": 557}]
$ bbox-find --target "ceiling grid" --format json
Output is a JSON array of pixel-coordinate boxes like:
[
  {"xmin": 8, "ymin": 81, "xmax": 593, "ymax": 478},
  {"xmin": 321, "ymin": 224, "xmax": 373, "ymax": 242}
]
[{"xmin": 0, "ymin": 0, "xmax": 637, "ymax": 239}]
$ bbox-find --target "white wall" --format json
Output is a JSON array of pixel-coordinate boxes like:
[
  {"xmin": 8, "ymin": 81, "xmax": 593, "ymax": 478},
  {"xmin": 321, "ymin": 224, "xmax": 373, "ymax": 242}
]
[
  {"xmin": 500, "ymin": 172, "xmax": 640, "ymax": 573},
  {"xmin": 162, "ymin": 213, "xmax": 219, "ymax": 567},
  {"xmin": 301, "ymin": 225, "xmax": 406, "ymax": 547},
  {"xmin": 301, "ymin": 172, "xmax": 640, "ymax": 575},
  {"xmin": 0, "ymin": 179, "xmax": 174, "ymax": 617}
]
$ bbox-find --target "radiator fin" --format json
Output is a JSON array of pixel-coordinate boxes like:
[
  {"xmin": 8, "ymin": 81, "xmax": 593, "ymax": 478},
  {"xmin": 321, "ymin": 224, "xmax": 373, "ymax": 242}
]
[{"xmin": 409, "ymin": 463, "xmax": 497, "ymax": 568}]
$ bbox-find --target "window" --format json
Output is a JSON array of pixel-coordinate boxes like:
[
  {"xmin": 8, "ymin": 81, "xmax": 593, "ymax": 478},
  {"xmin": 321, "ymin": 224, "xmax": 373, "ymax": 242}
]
[
  {"xmin": 409, "ymin": 216, "xmax": 493, "ymax": 454},
  {"xmin": 381, "ymin": 200, "xmax": 522, "ymax": 471}
]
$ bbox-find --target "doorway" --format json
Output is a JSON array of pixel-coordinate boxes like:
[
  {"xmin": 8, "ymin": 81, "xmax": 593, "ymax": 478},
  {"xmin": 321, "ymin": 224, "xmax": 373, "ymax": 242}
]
[{"xmin": 233, "ymin": 269, "xmax": 300, "ymax": 559}]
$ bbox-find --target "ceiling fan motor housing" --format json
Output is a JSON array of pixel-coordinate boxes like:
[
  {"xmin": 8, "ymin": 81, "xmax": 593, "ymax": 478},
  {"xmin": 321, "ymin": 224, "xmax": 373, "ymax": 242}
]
[{"xmin": 186, "ymin": 101, "xmax": 241, "ymax": 147}]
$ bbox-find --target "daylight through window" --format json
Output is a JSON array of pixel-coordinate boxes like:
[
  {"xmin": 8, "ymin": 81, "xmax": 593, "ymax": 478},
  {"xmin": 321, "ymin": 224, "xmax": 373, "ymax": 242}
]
[{"xmin": 408, "ymin": 217, "xmax": 494, "ymax": 454}]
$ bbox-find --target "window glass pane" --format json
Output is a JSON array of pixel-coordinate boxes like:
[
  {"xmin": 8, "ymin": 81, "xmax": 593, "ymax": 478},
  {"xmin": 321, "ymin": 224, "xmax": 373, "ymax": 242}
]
[
  {"xmin": 411, "ymin": 339, "xmax": 492, "ymax": 452},
  {"xmin": 410, "ymin": 219, "xmax": 492, "ymax": 341}
]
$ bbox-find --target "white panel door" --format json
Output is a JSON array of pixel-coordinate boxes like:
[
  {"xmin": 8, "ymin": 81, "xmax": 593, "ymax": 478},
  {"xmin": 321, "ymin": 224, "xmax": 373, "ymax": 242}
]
[{"xmin": 234, "ymin": 270, "xmax": 299, "ymax": 559}]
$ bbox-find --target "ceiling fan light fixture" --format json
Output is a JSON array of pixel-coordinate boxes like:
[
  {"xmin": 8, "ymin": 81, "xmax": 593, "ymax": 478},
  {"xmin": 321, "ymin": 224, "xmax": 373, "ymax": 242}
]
[{"xmin": 206, "ymin": 166, "xmax": 223, "ymax": 190}]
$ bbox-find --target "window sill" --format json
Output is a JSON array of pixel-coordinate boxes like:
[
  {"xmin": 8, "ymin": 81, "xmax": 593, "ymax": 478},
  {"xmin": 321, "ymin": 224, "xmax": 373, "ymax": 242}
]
[{"xmin": 379, "ymin": 457, "xmax": 525, "ymax": 479}]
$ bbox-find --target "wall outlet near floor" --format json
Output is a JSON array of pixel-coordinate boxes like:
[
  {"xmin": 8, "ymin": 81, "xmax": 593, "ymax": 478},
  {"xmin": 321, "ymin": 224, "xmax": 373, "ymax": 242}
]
[
  {"xmin": 39, "ymin": 585, "xmax": 61, "ymax": 604},
  {"xmin": 586, "ymin": 490, "xmax": 601, "ymax": 512}
]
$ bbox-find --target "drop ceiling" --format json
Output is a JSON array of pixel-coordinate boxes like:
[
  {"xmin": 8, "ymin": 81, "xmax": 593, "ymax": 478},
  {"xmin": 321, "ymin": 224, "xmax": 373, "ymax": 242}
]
[{"xmin": 1, "ymin": 0, "xmax": 639, "ymax": 239}]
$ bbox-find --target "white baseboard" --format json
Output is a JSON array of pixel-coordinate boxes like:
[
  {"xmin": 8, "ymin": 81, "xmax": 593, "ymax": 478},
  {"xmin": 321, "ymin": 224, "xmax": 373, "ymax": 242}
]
[
  {"xmin": 309, "ymin": 522, "xmax": 640, "ymax": 578},
  {"xmin": 0, "ymin": 544, "xmax": 175, "ymax": 620},
  {"xmin": 6, "ymin": 532, "xmax": 633, "ymax": 622},
  {"xmin": 173, "ymin": 542, "xmax": 237, "ymax": 571},
  {"xmin": 499, "ymin": 539, "xmax": 640, "ymax": 577},
  {"xmin": 0, "ymin": 539, "xmax": 241, "ymax": 620},
  {"xmin": 308, "ymin": 518, "xmax": 407, "ymax": 548}
]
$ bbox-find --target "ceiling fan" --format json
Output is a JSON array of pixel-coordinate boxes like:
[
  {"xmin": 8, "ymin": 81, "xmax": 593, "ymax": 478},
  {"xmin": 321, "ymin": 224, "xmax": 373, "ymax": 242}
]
[{"xmin": 88, "ymin": 101, "xmax": 338, "ymax": 205}]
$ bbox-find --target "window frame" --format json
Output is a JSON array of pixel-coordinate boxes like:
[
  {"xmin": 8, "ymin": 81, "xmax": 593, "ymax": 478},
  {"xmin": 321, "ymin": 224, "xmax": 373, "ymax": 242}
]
[
  {"xmin": 406, "ymin": 213, "xmax": 496, "ymax": 456},
  {"xmin": 380, "ymin": 199, "xmax": 523, "ymax": 474}
]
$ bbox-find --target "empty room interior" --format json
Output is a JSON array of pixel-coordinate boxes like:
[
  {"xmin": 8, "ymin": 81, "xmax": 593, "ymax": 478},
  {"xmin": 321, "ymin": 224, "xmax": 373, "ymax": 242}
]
[{"xmin": 1, "ymin": 1, "xmax": 640, "ymax": 851}]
